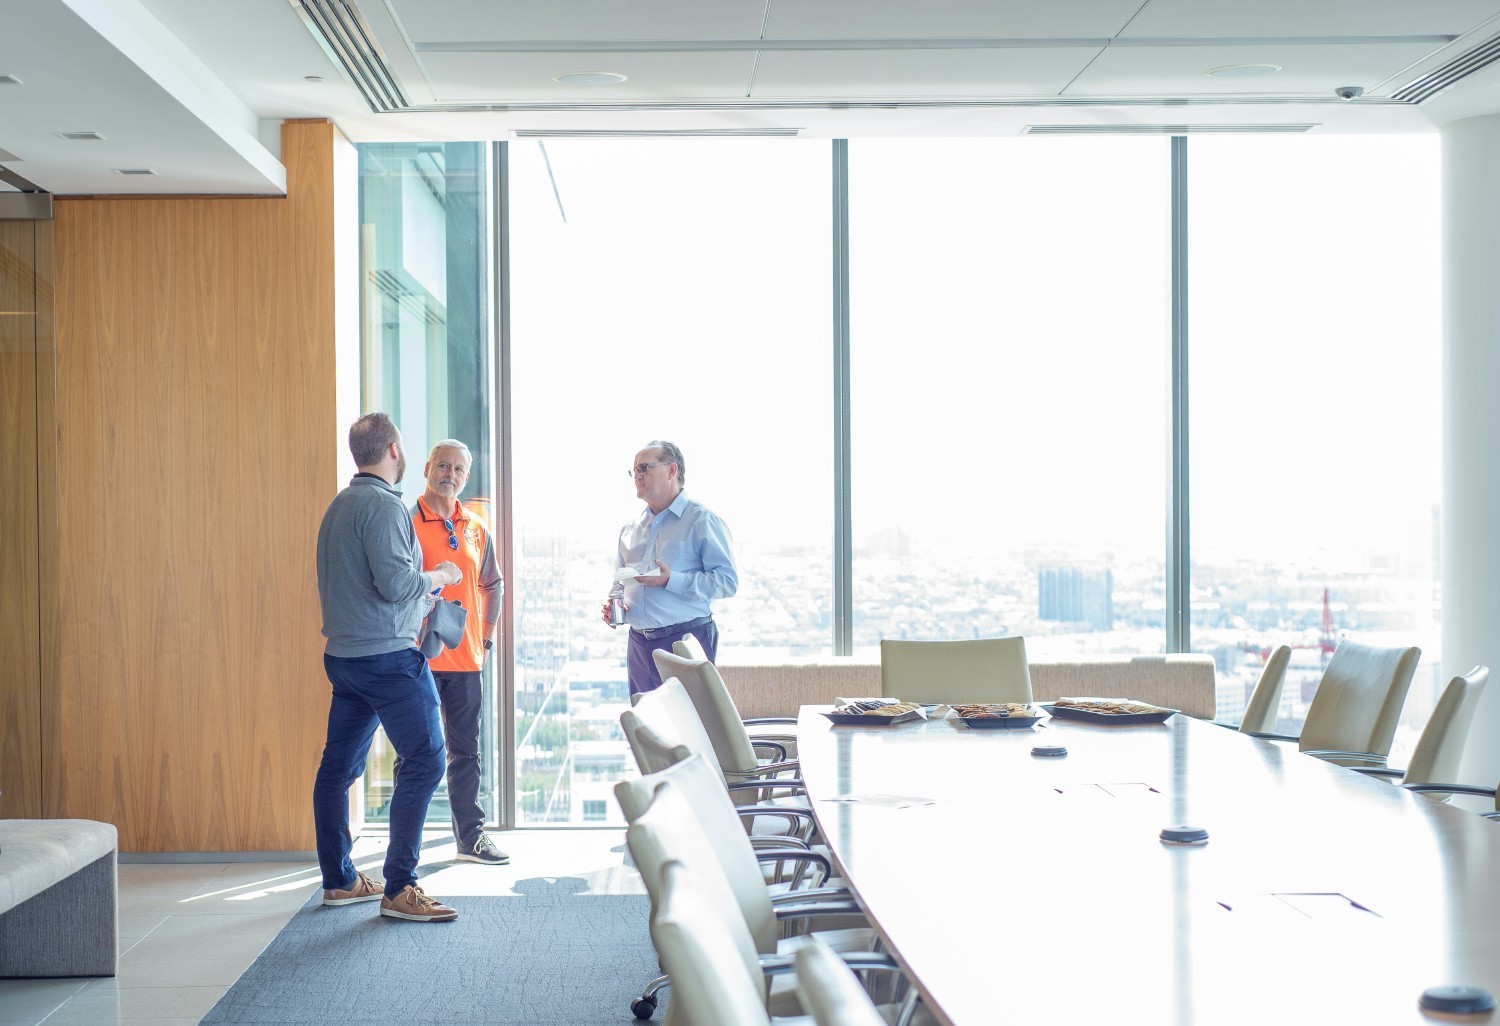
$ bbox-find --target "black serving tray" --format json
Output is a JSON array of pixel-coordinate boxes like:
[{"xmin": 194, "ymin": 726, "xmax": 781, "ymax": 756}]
[
  {"xmin": 955, "ymin": 712, "xmax": 1044, "ymax": 730},
  {"xmin": 822, "ymin": 709, "xmax": 924, "ymax": 727},
  {"xmin": 1040, "ymin": 702, "xmax": 1177, "ymax": 725}
]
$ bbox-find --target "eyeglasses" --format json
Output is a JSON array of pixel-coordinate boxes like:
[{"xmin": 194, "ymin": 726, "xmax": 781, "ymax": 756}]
[
  {"xmin": 442, "ymin": 519, "xmax": 459, "ymax": 550},
  {"xmin": 627, "ymin": 461, "xmax": 667, "ymax": 478}
]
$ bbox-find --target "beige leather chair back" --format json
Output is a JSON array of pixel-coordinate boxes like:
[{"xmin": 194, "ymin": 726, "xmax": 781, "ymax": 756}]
[
  {"xmin": 794, "ymin": 941, "xmax": 888, "ymax": 1026},
  {"xmin": 631, "ymin": 793, "xmax": 770, "ymax": 1026},
  {"xmin": 1239, "ymin": 645, "xmax": 1293, "ymax": 734},
  {"xmin": 654, "ymin": 649, "xmax": 760, "ymax": 776},
  {"xmin": 616, "ymin": 750, "xmax": 783, "ymax": 953},
  {"xmin": 1299, "ymin": 641, "xmax": 1421, "ymax": 757},
  {"xmin": 620, "ymin": 678, "xmax": 716, "ymax": 776},
  {"xmin": 880, "ymin": 636, "xmax": 1032, "ymax": 705},
  {"xmin": 672, "ymin": 634, "xmax": 708, "ymax": 661},
  {"xmin": 1403, "ymin": 665, "xmax": 1488, "ymax": 787}
]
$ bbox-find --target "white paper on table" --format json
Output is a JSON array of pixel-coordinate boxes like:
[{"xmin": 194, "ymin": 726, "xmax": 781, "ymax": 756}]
[{"xmin": 822, "ymin": 794, "xmax": 935, "ymax": 809}]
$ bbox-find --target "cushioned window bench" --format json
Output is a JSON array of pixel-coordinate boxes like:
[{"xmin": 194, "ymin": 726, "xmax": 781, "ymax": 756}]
[{"xmin": 0, "ymin": 819, "xmax": 118, "ymax": 977}]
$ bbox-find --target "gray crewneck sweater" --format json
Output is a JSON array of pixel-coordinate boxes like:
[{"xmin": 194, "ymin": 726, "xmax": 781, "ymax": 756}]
[{"xmin": 317, "ymin": 474, "xmax": 437, "ymax": 658}]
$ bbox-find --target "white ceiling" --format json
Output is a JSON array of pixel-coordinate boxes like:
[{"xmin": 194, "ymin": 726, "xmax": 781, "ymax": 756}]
[{"xmin": 4, "ymin": 0, "xmax": 1500, "ymax": 196}]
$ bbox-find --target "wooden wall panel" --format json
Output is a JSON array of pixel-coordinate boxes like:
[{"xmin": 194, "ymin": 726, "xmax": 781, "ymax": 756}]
[
  {"xmin": 49, "ymin": 120, "xmax": 344, "ymax": 850},
  {"xmin": 0, "ymin": 222, "xmax": 43, "ymax": 818}
]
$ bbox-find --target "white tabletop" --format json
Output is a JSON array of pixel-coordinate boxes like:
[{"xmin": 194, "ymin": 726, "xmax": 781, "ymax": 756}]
[{"xmin": 796, "ymin": 705, "xmax": 1500, "ymax": 1026}]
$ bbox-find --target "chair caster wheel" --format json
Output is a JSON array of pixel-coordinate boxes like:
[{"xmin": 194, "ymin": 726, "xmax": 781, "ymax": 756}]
[{"xmin": 631, "ymin": 997, "xmax": 657, "ymax": 1019}]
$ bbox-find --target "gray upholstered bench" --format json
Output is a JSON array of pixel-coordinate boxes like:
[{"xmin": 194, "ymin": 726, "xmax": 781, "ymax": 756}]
[{"xmin": 0, "ymin": 819, "xmax": 118, "ymax": 977}]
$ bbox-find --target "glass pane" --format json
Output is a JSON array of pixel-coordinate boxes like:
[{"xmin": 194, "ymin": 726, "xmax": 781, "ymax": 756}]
[
  {"xmin": 356, "ymin": 142, "xmax": 494, "ymax": 826},
  {"xmin": 508, "ymin": 138, "xmax": 832, "ymax": 825},
  {"xmin": 1187, "ymin": 135, "xmax": 1441, "ymax": 763},
  {"xmin": 847, "ymin": 138, "xmax": 1171, "ymax": 660}
]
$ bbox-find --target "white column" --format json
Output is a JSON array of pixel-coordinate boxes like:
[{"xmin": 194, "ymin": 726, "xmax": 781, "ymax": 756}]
[{"xmin": 1443, "ymin": 115, "xmax": 1500, "ymax": 795}]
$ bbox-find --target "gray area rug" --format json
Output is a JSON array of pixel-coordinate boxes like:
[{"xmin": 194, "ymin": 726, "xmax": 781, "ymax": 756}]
[{"xmin": 200, "ymin": 878, "xmax": 664, "ymax": 1025}]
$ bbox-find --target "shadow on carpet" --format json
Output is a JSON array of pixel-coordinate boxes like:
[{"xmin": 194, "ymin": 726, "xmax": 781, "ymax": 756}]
[{"xmin": 200, "ymin": 877, "xmax": 665, "ymax": 1025}]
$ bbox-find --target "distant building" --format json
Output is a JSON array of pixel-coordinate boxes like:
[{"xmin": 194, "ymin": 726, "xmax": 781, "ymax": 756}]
[
  {"xmin": 864, "ymin": 525, "xmax": 911, "ymax": 559},
  {"xmin": 1038, "ymin": 566, "xmax": 1114, "ymax": 631}
]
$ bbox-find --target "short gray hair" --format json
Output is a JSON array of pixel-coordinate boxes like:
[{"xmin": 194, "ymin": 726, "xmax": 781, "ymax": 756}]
[
  {"xmin": 646, "ymin": 439, "xmax": 686, "ymax": 485},
  {"xmin": 350, "ymin": 412, "xmax": 399, "ymax": 469},
  {"xmin": 428, "ymin": 439, "xmax": 472, "ymax": 467}
]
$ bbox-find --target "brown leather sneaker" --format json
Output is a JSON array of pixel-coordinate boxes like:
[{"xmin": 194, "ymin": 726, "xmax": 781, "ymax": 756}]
[
  {"xmin": 322, "ymin": 870, "xmax": 384, "ymax": 906},
  {"xmin": 379, "ymin": 884, "xmax": 459, "ymax": 922}
]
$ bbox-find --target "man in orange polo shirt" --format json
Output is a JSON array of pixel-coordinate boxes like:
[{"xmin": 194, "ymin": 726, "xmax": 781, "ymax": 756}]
[{"xmin": 408, "ymin": 438, "xmax": 508, "ymax": 866}]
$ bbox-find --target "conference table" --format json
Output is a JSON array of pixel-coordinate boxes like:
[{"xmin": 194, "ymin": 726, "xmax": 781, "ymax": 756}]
[{"xmin": 796, "ymin": 705, "xmax": 1500, "ymax": 1026}]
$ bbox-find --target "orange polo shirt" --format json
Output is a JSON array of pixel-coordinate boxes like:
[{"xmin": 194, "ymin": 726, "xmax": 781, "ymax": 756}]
[{"xmin": 412, "ymin": 496, "xmax": 502, "ymax": 673}]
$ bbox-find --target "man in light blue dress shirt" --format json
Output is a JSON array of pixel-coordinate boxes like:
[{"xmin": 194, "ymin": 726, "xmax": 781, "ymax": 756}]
[{"xmin": 601, "ymin": 440, "xmax": 738, "ymax": 694}]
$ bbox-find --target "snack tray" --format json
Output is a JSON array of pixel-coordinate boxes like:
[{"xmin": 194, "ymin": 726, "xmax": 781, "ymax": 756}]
[
  {"xmin": 956, "ymin": 711, "xmax": 1044, "ymax": 730},
  {"xmin": 822, "ymin": 709, "xmax": 925, "ymax": 727},
  {"xmin": 1040, "ymin": 702, "xmax": 1177, "ymax": 725}
]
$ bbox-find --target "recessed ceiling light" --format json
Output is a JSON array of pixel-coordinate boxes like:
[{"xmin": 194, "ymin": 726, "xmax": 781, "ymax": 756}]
[
  {"xmin": 1207, "ymin": 64, "xmax": 1282, "ymax": 78},
  {"xmin": 112, "ymin": 168, "xmax": 157, "ymax": 176},
  {"xmin": 554, "ymin": 71, "xmax": 628, "ymax": 86},
  {"xmin": 57, "ymin": 131, "xmax": 105, "ymax": 141}
]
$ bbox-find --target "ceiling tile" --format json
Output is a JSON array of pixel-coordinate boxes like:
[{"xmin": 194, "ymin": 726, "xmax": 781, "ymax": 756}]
[
  {"xmin": 763, "ymin": 0, "xmax": 1144, "ymax": 40},
  {"xmin": 1118, "ymin": 0, "xmax": 1500, "ymax": 40},
  {"xmin": 388, "ymin": 0, "xmax": 767, "ymax": 43},
  {"xmin": 1067, "ymin": 40, "xmax": 1447, "ymax": 96},
  {"xmin": 419, "ymin": 50, "xmax": 759, "ymax": 102},
  {"xmin": 752, "ymin": 47, "xmax": 1096, "ymax": 98}
]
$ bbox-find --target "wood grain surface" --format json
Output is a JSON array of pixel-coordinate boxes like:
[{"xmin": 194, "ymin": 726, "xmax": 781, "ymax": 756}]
[
  {"xmin": 45, "ymin": 121, "xmax": 348, "ymax": 850},
  {"xmin": 0, "ymin": 221, "xmax": 44, "ymax": 818}
]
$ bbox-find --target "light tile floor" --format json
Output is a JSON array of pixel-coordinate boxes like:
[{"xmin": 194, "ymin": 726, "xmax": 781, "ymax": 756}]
[{"xmin": 0, "ymin": 829, "xmax": 635, "ymax": 1025}]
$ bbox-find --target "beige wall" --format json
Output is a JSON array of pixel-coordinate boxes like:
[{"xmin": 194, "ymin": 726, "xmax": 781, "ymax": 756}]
[{"xmin": 0, "ymin": 120, "xmax": 350, "ymax": 851}]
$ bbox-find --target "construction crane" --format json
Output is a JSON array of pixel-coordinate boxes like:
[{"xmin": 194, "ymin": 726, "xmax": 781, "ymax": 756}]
[{"xmin": 1244, "ymin": 587, "xmax": 1338, "ymax": 671}]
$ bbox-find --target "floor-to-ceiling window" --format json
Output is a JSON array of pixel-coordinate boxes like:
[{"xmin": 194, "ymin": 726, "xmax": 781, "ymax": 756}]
[
  {"xmin": 847, "ymin": 138, "xmax": 1171, "ymax": 659},
  {"xmin": 507, "ymin": 139, "xmax": 832, "ymax": 824},
  {"xmin": 354, "ymin": 132, "xmax": 1444, "ymax": 828},
  {"xmin": 357, "ymin": 142, "xmax": 494, "ymax": 826},
  {"xmin": 1187, "ymin": 135, "xmax": 1441, "ymax": 761}
]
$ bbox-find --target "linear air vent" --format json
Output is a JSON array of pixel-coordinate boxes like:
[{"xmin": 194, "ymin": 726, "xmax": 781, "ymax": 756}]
[
  {"xmin": 371, "ymin": 269, "xmax": 444, "ymax": 326},
  {"xmin": 285, "ymin": 6, "xmax": 1422, "ymax": 118},
  {"xmin": 1393, "ymin": 31, "xmax": 1500, "ymax": 103},
  {"xmin": 514, "ymin": 128, "xmax": 802, "ymax": 138},
  {"xmin": 293, "ymin": 0, "xmax": 407, "ymax": 112},
  {"xmin": 57, "ymin": 131, "xmax": 105, "ymax": 141},
  {"xmin": 1026, "ymin": 123, "xmax": 1316, "ymax": 135},
  {"xmin": 112, "ymin": 168, "xmax": 157, "ymax": 175}
]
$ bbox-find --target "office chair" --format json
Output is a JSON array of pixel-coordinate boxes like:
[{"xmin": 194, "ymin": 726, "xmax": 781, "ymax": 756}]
[
  {"xmin": 1347, "ymin": 666, "xmax": 1488, "ymax": 797},
  {"xmin": 1238, "ymin": 645, "xmax": 1293, "ymax": 734},
  {"xmin": 621, "ymin": 679, "xmax": 811, "ymax": 836},
  {"xmin": 1405, "ymin": 779, "xmax": 1500, "ymax": 821},
  {"xmin": 795, "ymin": 940, "xmax": 895, "ymax": 1026},
  {"xmin": 648, "ymin": 855, "xmax": 900, "ymax": 1026},
  {"xmin": 671, "ymin": 637, "xmax": 800, "ymax": 740},
  {"xmin": 1247, "ymin": 640, "xmax": 1421, "ymax": 767},
  {"xmin": 879, "ymin": 636, "xmax": 1033, "ymax": 705},
  {"xmin": 617, "ymin": 752, "xmax": 875, "ymax": 1019},
  {"xmin": 654, "ymin": 648, "xmax": 798, "ymax": 773}
]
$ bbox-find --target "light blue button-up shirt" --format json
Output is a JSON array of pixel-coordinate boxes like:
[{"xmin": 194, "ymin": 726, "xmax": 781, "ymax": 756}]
[{"xmin": 612, "ymin": 490, "xmax": 738, "ymax": 629}]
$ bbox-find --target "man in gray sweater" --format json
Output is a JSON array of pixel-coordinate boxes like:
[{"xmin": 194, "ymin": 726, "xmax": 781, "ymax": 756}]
[{"xmin": 313, "ymin": 412, "xmax": 464, "ymax": 923}]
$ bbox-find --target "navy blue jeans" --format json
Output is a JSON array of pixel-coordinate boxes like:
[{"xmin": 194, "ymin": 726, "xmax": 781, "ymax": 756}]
[
  {"xmin": 394, "ymin": 670, "xmax": 485, "ymax": 851},
  {"xmin": 627, "ymin": 617, "xmax": 718, "ymax": 695},
  {"xmin": 314, "ymin": 647, "xmax": 445, "ymax": 897}
]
